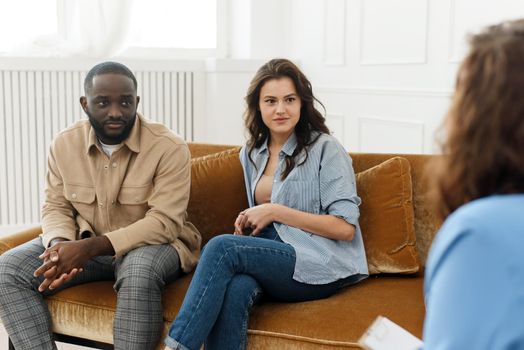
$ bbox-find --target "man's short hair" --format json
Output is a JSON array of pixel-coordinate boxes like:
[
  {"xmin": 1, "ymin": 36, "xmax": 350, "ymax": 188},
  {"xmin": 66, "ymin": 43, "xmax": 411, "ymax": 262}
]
[{"xmin": 84, "ymin": 61, "xmax": 138, "ymax": 94}]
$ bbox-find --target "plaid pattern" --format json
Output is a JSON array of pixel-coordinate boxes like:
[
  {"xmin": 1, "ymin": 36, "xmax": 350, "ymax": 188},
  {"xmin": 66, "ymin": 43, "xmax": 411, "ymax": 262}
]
[
  {"xmin": 0, "ymin": 237, "xmax": 180, "ymax": 349},
  {"xmin": 113, "ymin": 243, "xmax": 181, "ymax": 349}
]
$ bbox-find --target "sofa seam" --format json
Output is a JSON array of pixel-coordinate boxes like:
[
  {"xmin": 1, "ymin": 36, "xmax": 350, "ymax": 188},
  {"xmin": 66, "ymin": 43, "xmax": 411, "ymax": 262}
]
[
  {"xmin": 247, "ymin": 329, "xmax": 363, "ymax": 348},
  {"xmin": 191, "ymin": 147, "xmax": 241, "ymax": 164},
  {"xmin": 46, "ymin": 296, "xmax": 116, "ymax": 312},
  {"xmin": 399, "ymin": 157, "xmax": 420, "ymax": 269}
]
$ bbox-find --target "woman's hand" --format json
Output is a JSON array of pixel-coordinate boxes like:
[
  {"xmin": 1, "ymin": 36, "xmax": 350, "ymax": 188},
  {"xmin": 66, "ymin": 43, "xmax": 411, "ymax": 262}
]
[
  {"xmin": 234, "ymin": 203, "xmax": 355, "ymax": 240},
  {"xmin": 234, "ymin": 203, "xmax": 276, "ymax": 236},
  {"xmin": 234, "ymin": 212, "xmax": 246, "ymax": 235}
]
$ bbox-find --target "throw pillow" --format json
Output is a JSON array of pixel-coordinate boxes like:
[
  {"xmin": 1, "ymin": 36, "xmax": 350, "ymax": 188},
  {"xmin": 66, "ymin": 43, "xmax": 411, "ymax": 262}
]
[
  {"xmin": 356, "ymin": 156, "xmax": 419, "ymax": 274},
  {"xmin": 188, "ymin": 147, "xmax": 247, "ymax": 246}
]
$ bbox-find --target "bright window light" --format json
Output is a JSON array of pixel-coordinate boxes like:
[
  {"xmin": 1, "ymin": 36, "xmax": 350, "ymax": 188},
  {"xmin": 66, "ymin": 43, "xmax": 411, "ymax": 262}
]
[
  {"xmin": 128, "ymin": 0, "xmax": 218, "ymax": 49},
  {"xmin": 0, "ymin": 0, "xmax": 58, "ymax": 52}
]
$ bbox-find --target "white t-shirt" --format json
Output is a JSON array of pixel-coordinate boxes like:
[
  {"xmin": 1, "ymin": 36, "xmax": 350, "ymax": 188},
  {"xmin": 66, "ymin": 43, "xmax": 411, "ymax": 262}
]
[{"xmin": 99, "ymin": 140, "xmax": 120, "ymax": 157}]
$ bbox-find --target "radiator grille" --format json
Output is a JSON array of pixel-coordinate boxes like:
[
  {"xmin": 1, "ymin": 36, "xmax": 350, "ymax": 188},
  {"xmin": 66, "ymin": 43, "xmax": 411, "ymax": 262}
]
[{"xmin": 0, "ymin": 69, "xmax": 195, "ymax": 226}]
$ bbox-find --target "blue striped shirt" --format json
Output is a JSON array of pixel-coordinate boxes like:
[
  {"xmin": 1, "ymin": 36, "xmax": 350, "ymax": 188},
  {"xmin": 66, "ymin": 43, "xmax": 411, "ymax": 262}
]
[{"xmin": 239, "ymin": 132, "xmax": 369, "ymax": 284}]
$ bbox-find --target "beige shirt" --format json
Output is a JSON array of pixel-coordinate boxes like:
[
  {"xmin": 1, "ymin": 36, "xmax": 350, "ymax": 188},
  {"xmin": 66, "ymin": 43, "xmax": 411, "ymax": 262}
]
[{"xmin": 41, "ymin": 114, "xmax": 201, "ymax": 272}]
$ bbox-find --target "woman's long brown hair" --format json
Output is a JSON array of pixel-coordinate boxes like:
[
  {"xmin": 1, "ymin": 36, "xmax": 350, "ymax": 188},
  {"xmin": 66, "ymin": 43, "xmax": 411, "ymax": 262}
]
[
  {"xmin": 431, "ymin": 19, "xmax": 524, "ymax": 220},
  {"xmin": 244, "ymin": 58, "xmax": 330, "ymax": 179}
]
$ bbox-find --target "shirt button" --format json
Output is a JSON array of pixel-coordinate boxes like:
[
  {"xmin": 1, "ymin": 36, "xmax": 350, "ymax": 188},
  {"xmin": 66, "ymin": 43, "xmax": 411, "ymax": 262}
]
[
  {"xmin": 72, "ymin": 193, "xmax": 77, "ymax": 199},
  {"xmin": 112, "ymin": 162, "xmax": 117, "ymax": 168},
  {"xmin": 98, "ymin": 202, "xmax": 104, "ymax": 207},
  {"xmin": 104, "ymin": 165, "xmax": 109, "ymax": 170},
  {"xmin": 111, "ymin": 200, "xmax": 115, "ymax": 205}
]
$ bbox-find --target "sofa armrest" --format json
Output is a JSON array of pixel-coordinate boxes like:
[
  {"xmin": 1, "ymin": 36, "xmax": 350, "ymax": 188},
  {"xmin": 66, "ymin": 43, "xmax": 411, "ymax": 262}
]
[{"xmin": 0, "ymin": 226, "xmax": 42, "ymax": 255}]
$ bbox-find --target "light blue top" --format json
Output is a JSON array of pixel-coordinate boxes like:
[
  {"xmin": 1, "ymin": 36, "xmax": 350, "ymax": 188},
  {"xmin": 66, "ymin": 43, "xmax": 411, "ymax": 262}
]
[
  {"xmin": 423, "ymin": 194, "xmax": 524, "ymax": 349},
  {"xmin": 239, "ymin": 132, "xmax": 369, "ymax": 284}
]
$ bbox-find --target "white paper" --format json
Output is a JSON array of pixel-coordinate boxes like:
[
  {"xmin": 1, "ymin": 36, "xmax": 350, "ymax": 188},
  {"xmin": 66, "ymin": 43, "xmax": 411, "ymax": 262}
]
[{"xmin": 359, "ymin": 316, "xmax": 423, "ymax": 350}]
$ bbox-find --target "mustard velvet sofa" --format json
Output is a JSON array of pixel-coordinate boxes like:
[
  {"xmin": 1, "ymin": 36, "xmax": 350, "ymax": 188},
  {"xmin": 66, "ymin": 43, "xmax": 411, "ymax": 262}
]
[{"xmin": 0, "ymin": 143, "xmax": 440, "ymax": 350}]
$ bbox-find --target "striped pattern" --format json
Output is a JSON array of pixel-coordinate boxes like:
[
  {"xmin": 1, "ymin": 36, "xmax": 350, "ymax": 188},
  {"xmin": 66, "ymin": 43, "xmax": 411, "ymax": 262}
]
[
  {"xmin": 0, "ymin": 68, "xmax": 195, "ymax": 227},
  {"xmin": 239, "ymin": 132, "xmax": 369, "ymax": 284}
]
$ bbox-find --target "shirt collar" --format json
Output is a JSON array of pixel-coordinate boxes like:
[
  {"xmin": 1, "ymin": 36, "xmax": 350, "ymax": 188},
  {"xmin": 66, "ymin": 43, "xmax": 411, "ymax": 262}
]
[
  {"xmin": 281, "ymin": 132, "xmax": 297, "ymax": 156},
  {"xmin": 253, "ymin": 132, "xmax": 298, "ymax": 158},
  {"xmin": 253, "ymin": 138, "xmax": 269, "ymax": 158},
  {"xmin": 123, "ymin": 114, "xmax": 141, "ymax": 153},
  {"xmin": 87, "ymin": 125, "xmax": 98, "ymax": 154},
  {"xmin": 86, "ymin": 113, "xmax": 141, "ymax": 155}
]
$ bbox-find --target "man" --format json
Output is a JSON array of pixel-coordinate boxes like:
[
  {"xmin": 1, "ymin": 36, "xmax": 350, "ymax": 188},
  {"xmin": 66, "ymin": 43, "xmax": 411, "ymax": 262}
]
[{"xmin": 0, "ymin": 62, "xmax": 201, "ymax": 349}]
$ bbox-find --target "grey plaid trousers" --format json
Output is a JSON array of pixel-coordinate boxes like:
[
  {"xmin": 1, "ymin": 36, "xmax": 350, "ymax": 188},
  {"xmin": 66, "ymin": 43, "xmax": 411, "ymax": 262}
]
[{"xmin": 0, "ymin": 237, "xmax": 181, "ymax": 350}]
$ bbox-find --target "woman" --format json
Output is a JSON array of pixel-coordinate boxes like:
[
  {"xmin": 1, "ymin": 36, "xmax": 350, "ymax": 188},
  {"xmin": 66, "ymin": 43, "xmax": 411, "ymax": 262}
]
[
  {"xmin": 164, "ymin": 58, "xmax": 368, "ymax": 350},
  {"xmin": 423, "ymin": 19, "xmax": 524, "ymax": 349}
]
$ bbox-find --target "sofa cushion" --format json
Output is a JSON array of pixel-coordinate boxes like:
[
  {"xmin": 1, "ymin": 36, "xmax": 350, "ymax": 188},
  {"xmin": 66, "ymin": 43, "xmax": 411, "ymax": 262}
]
[
  {"xmin": 44, "ymin": 274, "xmax": 424, "ymax": 349},
  {"xmin": 356, "ymin": 157, "xmax": 419, "ymax": 274},
  {"xmin": 188, "ymin": 147, "xmax": 248, "ymax": 246},
  {"xmin": 248, "ymin": 274, "xmax": 424, "ymax": 349}
]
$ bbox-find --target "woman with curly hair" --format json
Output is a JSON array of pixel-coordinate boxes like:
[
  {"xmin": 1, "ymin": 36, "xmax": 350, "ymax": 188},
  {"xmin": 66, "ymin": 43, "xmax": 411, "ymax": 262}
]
[
  {"xmin": 164, "ymin": 58, "xmax": 368, "ymax": 350},
  {"xmin": 423, "ymin": 19, "xmax": 524, "ymax": 349}
]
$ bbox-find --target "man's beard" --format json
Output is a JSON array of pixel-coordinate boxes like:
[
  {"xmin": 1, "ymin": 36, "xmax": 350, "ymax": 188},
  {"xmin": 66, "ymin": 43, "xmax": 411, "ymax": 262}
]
[{"xmin": 87, "ymin": 112, "xmax": 136, "ymax": 144}]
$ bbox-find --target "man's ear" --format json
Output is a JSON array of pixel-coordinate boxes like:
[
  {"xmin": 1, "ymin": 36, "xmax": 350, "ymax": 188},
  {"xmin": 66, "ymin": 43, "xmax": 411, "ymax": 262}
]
[
  {"xmin": 136, "ymin": 96, "xmax": 140, "ymax": 108},
  {"xmin": 79, "ymin": 96, "xmax": 87, "ymax": 113}
]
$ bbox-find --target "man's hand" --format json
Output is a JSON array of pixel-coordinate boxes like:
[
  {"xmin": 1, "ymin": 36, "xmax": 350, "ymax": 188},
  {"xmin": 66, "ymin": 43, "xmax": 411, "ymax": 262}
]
[
  {"xmin": 34, "ymin": 239, "xmax": 89, "ymax": 292},
  {"xmin": 33, "ymin": 238, "xmax": 77, "ymax": 292},
  {"xmin": 34, "ymin": 236, "xmax": 114, "ymax": 292},
  {"xmin": 234, "ymin": 203, "xmax": 276, "ymax": 236}
]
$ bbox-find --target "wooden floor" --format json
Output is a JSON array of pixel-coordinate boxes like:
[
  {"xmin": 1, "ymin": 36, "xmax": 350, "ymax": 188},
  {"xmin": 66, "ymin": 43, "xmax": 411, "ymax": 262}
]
[{"xmin": 0, "ymin": 325, "xmax": 96, "ymax": 350}]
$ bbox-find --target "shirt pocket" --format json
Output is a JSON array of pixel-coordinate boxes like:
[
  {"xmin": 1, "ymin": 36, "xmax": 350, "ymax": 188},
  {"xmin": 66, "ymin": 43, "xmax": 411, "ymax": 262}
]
[
  {"xmin": 279, "ymin": 180, "xmax": 319, "ymax": 214},
  {"xmin": 116, "ymin": 185, "xmax": 152, "ymax": 224},
  {"xmin": 63, "ymin": 183, "xmax": 96, "ymax": 223}
]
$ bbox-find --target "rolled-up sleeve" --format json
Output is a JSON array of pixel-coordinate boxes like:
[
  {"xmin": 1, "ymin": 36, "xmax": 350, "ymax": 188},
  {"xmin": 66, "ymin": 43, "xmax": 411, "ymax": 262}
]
[{"xmin": 319, "ymin": 141, "xmax": 361, "ymax": 226}]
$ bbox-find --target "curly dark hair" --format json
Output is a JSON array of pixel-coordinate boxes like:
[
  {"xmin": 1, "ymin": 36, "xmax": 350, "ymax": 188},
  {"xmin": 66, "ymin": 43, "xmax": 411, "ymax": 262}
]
[
  {"xmin": 430, "ymin": 19, "xmax": 524, "ymax": 219},
  {"xmin": 244, "ymin": 58, "xmax": 330, "ymax": 179}
]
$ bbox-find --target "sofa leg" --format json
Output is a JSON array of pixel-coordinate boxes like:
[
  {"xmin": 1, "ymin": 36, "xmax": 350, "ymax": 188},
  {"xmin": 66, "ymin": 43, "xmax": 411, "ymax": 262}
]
[{"xmin": 8, "ymin": 337, "xmax": 15, "ymax": 350}]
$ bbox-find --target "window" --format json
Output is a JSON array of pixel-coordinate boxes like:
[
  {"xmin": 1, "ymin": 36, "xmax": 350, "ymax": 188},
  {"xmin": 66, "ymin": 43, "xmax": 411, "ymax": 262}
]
[
  {"xmin": 129, "ymin": 0, "xmax": 218, "ymax": 49},
  {"xmin": 0, "ymin": 0, "xmax": 225, "ymax": 58},
  {"xmin": 121, "ymin": 0, "xmax": 225, "ymax": 59},
  {"xmin": 0, "ymin": 0, "xmax": 58, "ymax": 53}
]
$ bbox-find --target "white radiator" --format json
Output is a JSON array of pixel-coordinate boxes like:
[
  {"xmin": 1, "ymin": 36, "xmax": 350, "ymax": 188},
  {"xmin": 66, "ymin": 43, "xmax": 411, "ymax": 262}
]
[{"xmin": 0, "ymin": 64, "xmax": 199, "ymax": 228}]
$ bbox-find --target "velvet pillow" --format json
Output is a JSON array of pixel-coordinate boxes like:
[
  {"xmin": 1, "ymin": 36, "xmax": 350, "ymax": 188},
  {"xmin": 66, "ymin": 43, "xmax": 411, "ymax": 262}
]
[
  {"xmin": 188, "ymin": 147, "xmax": 248, "ymax": 246},
  {"xmin": 356, "ymin": 156, "xmax": 419, "ymax": 274}
]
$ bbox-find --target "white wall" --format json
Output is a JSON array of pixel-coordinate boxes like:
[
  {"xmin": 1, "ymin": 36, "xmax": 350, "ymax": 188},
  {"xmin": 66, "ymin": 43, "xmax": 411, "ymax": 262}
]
[
  {"xmin": 203, "ymin": 59, "xmax": 265, "ymax": 144},
  {"xmin": 1, "ymin": 0, "xmax": 523, "ymax": 234},
  {"xmin": 204, "ymin": 0, "xmax": 293, "ymax": 145},
  {"xmin": 205, "ymin": 0, "xmax": 524, "ymax": 152}
]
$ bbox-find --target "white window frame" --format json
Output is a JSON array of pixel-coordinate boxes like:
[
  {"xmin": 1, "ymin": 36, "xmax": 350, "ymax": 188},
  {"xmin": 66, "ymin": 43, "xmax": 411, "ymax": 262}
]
[
  {"xmin": 1, "ymin": 0, "xmax": 229, "ymax": 59},
  {"xmin": 118, "ymin": 0, "xmax": 229, "ymax": 60},
  {"xmin": 0, "ymin": 0, "xmax": 60, "ymax": 55}
]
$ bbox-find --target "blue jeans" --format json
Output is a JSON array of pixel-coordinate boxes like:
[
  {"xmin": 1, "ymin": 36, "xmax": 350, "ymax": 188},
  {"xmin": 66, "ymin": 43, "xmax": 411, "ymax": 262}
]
[{"xmin": 165, "ymin": 225, "xmax": 363, "ymax": 350}]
